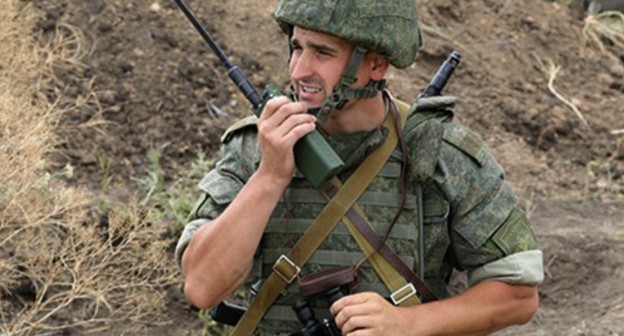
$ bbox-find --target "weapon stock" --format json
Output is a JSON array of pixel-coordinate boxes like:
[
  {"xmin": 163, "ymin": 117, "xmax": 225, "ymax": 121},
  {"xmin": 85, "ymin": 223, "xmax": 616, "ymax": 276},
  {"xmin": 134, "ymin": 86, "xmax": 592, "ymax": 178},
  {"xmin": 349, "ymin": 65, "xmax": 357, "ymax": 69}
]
[{"xmin": 419, "ymin": 51, "xmax": 461, "ymax": 98}]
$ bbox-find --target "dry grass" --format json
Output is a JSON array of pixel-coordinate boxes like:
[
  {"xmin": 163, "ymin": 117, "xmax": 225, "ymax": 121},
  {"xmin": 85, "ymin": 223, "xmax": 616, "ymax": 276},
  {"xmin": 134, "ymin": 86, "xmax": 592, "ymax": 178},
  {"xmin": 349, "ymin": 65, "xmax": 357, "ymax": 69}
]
[
  {"xmin": 5, "ymin": 205, "xmax": 179, "ymax": 335},
  {"xmin": 533, "ymin": 55, "xmax": 590, "ymax": 130},
  {"xmin": 0, "ymin": 2, "xmax": 178, "ymax": 335},
  {"xmin": 583, "ymin": 10, "xmax": 624, "ymax": 52}
]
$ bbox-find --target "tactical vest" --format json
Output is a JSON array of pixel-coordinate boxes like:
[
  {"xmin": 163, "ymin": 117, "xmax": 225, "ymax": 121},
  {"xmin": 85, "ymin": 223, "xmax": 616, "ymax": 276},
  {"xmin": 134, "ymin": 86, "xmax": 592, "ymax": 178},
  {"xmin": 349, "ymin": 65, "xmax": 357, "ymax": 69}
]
[{"xmin": 254, "ymin": 106, "xmax": 456, "ymax": 334}]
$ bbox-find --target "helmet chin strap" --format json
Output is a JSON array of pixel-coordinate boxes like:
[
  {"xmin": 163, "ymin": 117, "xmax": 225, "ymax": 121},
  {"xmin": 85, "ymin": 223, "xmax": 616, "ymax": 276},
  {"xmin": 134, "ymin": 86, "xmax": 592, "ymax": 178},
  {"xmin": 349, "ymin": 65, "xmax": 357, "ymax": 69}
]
[
  {"xmin": 313, "ymin": 45, "xmax": 386, "ymax": 124},
  {"xmin": 285, "ymin": 26, "xmax": 386, "ymax": 124}
]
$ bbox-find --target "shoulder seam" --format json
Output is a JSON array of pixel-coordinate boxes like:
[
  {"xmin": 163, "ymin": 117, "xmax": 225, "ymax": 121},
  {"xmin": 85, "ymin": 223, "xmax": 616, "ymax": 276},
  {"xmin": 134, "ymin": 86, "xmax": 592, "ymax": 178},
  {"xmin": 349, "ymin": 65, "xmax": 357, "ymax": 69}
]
[{"xmin": 221, "ymin": 115, "xmax": 258, "ymax": 143}]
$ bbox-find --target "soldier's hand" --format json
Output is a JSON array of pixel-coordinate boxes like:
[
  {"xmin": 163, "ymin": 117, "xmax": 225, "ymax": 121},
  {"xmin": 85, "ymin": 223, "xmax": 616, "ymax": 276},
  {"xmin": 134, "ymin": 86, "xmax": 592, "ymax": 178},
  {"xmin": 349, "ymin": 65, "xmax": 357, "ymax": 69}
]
[
  {"xmin": 256, "ymin": 96, "xmax": 316, "ymax": 186},
  {"xmin": 331, "ymin": 292, "xmax": 413, "ymax": 336}
]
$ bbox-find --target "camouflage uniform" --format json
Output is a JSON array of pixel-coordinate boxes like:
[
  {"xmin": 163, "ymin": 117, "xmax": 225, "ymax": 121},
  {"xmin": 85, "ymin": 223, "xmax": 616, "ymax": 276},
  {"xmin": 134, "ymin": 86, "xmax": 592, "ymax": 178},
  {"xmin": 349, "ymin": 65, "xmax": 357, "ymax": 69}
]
[
  {"xmin": 176, "ymin": 1, "xmax": 543, "ymax": 334},
  {"xmin": 175, "ymin": 96, "xmax": 543, "ymax": 334}
]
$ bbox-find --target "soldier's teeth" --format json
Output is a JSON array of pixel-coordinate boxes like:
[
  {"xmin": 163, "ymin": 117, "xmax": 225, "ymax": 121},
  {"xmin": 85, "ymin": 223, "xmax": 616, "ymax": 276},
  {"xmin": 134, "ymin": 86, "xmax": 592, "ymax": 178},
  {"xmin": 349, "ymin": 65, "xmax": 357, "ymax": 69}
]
[{"xmin": 302, "ymin": 86, "xmax": 320, "ymax": 93}]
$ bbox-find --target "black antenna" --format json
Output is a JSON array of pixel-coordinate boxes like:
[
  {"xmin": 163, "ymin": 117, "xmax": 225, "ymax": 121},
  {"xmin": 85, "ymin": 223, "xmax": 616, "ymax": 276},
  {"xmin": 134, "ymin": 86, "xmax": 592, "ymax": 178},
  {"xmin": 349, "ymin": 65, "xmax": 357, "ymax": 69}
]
[{"xmin": 175, "ymin": 0, "xmax": 263, "ymax": 107}]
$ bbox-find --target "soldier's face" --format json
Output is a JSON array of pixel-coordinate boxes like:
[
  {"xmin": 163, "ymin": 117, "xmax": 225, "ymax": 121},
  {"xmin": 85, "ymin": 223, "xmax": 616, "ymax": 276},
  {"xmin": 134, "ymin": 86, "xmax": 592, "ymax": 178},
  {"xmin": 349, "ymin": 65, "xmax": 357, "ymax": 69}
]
[{"xmin": 289, "ymin": 27, "xmax": 373, "ymax": 109}]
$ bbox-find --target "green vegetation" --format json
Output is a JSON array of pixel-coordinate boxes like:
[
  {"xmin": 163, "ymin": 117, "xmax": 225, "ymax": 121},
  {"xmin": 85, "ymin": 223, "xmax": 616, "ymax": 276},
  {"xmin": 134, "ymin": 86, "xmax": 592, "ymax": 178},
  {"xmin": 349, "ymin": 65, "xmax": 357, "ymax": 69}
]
[
  {"xmin": 583, "ymin": 158, "xmax": 624, "ymax": 202},
  {"xmin": 135, "ymin": 148, "xmax": 214, "ymax": 236}
]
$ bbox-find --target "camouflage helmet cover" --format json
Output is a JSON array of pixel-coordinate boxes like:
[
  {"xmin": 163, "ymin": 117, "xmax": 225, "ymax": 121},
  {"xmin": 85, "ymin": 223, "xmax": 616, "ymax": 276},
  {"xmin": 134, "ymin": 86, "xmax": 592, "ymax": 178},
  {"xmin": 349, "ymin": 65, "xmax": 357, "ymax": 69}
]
[{"xmin": 274, "ymin": 0, "xmax": 422, "ymax": 69}]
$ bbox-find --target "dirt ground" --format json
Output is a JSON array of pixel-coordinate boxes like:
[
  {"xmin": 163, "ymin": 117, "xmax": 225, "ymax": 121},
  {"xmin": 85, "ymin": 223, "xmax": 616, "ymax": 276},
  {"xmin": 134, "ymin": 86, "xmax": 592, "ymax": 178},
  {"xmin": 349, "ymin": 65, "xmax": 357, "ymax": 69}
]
[{"xmin": 31, "ymin": 0, "xmax": 624, "ymax": 334}]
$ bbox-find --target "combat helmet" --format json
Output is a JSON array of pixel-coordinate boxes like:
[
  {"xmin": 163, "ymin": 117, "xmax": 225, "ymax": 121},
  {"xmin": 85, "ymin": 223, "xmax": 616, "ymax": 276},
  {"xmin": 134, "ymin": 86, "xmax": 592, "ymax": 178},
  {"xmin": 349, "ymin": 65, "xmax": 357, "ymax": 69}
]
[{"xmin": 274, "ymin": 0, "xmax": 422, "ymax": 122}]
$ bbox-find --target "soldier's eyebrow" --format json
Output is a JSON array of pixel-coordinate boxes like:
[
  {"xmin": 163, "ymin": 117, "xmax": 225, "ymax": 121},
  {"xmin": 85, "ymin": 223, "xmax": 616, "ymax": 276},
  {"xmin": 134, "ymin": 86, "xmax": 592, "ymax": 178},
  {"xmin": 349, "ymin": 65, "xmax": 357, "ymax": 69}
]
[
  {"xmin": 291, "ymin": 36, "xmax": 339, "ymax": 56},
  {"xmin": 307, "ymin": 41, "xmax": 338, "ymax": 56}
]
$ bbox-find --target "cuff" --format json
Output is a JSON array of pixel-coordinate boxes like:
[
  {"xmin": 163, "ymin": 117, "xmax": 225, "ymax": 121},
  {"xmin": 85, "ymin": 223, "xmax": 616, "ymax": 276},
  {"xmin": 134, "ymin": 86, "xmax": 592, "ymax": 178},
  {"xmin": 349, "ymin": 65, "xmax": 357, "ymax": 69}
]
[
  {"xmin": 468, "ymin": 250, "xmax": 544, "ymax": 287},
  {"xmin": 174, "ymin": 218, "xmax": 210, "ymax": 268}
]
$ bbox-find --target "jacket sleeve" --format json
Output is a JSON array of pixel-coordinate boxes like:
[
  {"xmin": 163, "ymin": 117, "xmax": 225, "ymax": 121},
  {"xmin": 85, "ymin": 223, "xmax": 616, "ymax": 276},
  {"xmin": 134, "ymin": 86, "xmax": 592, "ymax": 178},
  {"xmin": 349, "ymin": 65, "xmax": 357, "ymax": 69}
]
[
  {"xmin": 174, "ymin": 119, "xmax": 260, "ymax": 267},
  {"xmin": 434, "ymin": 122, "xmax": 543, "ymax": 286}
]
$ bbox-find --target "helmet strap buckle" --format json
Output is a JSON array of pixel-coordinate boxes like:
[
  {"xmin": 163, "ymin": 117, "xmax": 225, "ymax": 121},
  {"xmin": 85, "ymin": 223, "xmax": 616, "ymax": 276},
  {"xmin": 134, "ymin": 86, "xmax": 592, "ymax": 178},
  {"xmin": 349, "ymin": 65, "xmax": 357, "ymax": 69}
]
[{"xmin": 317, "ymin": 46, "xmax": 379, "ymax": 124}]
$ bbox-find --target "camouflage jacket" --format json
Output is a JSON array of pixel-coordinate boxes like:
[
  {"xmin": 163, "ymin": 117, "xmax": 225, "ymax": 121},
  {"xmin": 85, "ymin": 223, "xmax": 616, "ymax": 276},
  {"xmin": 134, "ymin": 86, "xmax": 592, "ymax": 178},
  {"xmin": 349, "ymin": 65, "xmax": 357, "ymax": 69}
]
[{"xmin": 175, "ymin": 95, "xmax": 543, "ymax": 334}]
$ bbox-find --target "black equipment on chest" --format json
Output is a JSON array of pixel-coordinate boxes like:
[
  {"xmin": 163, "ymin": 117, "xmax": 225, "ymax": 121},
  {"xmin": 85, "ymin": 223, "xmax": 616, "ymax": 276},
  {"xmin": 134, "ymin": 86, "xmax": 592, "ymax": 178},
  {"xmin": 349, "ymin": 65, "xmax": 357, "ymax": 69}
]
[
  {"xmin": 290, "ymin": 265, "xmax": 357, "ymax": 335},
  {"xmin": 290, "ymin": 286, "xmax": 346, "ymax": 336}
]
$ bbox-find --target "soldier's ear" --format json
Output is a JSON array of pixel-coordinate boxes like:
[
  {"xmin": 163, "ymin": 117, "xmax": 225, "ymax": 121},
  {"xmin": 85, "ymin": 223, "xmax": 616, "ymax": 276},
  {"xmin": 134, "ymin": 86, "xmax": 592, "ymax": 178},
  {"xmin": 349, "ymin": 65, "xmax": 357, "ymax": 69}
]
[{"xmin": 370, "ymin": 53, "xmax": 389, "ymax": 80}]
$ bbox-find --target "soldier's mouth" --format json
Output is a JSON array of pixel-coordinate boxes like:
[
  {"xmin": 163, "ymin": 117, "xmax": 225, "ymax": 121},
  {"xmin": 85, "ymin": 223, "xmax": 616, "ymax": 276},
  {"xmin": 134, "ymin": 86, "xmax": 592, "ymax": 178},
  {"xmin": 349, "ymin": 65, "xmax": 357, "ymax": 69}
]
[
  {"xmin": 301, "ymin": 85, "xmax": 321, "ymax": 94},
  {"xmin": 297, "ymin": 82, "xmax": 324, "ymax": 102}
]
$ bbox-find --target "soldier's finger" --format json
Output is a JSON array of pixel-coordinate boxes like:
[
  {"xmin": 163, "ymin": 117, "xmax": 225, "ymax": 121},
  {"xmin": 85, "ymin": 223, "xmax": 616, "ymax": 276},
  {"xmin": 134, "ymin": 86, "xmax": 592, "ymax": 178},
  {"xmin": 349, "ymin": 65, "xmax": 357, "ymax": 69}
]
[
  {"xmin": 333, "ymin": 302, "xmax": 370, "ymax": 330},
  {"xmin": 330, "ymin": 293, "xmax": 371, "ymax": 316},
  {"xmin": 275, "ymin": 113, "xmax": 316, "ymax": 137},
  {"xmin": 341, "ymin": 315, "xmax": 375, "ymax": 335},
  {"xmin": 264, "ymin": 103, "xmax": 309, "ymax": 135},
  {"xmin": 262, "ymin": 101, "xmax": 308, "ymax": 130},
  {"xmin": 259, "ymin": 96, "xmax": 291, "ymax": 121},
  {"xmin": 280, "ymin": 118, "xmax": 316, "ymax": 145}
]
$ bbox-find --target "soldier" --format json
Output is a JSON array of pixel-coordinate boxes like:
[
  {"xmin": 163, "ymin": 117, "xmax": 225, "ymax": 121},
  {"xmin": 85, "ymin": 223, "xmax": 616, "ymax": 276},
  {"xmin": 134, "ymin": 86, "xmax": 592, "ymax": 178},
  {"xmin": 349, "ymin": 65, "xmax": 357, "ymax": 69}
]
[{"xmin": 176, "ymin": 0, "xmax": 544, "ymax": 335}]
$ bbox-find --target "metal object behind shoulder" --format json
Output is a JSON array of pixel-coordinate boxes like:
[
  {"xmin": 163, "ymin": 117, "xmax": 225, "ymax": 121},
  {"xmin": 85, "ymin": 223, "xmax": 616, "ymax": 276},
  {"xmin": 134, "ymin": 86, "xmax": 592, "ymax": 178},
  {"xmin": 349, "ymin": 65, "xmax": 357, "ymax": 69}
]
[{"xmin": 419, "ymin": 51, "xmax": 462, "ymax": 99}]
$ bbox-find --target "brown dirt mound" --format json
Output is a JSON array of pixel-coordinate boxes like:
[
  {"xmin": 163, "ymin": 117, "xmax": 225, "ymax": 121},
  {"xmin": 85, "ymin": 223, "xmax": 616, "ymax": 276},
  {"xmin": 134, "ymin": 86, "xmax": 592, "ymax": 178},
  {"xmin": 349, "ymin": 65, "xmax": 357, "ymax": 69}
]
[
  {"xmin": 34, "ymin": 0, "xmax": 624, "ymax": 200},
  {"xmin": 29, "ymin": 0, "xmax": 624, "ymax": 334}
]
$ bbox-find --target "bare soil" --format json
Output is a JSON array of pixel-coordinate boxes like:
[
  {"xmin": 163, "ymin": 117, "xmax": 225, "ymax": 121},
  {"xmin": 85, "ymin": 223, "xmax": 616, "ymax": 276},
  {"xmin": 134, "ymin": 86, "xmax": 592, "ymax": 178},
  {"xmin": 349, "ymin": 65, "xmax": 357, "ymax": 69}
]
[{"xmin": 31, "ymin": 0, "xmax": 624, "ymax": 334}]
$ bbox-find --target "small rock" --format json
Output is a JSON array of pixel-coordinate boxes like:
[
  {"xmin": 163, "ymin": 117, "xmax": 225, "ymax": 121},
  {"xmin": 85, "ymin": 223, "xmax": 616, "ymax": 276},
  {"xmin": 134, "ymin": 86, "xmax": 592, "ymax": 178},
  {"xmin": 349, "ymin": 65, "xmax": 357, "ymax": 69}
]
[
  {"xmin": 133, "ymin": 48, "xmax": 145, "ymax": 57},
  {"xmin": 598, "ymin": 73, "xmax": 614, "ymax": 86},
  {"xmin": 607, "ymin": 59, "xmax": 624, "ymax": 77},
  {"xmin": 571, "ymin": 98, "xmax": 585, "ymax": 111},
  {"xmin": 521, "ymin": 16, "xmax": 540, "ymax": 30},
  {"xmin": 150, "ymin": 2, "xmax": 161, "ymax": 12},
  {"xmin": 107, "ymin": 105, "xmax": 122, "ymax": 113}
]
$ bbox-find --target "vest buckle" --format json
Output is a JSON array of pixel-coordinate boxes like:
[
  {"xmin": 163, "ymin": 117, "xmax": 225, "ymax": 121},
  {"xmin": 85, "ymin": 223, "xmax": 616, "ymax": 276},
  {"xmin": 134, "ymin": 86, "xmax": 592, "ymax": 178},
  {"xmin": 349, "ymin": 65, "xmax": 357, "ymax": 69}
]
[
  {"xmin": 390, "ymin": 283, "xmax": 417, "ymax": 305},
  {"xmin": 272, "ymin": 255, "xmax": 301, "ymax": 284}
]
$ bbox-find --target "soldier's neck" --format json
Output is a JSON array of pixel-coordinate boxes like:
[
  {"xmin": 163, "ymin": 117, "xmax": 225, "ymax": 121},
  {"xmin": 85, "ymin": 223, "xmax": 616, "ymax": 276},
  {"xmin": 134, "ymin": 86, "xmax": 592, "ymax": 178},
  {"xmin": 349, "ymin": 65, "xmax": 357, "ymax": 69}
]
[{"xmin": 319, "ymin": 93, "xmax": 386, "ymax": 135}]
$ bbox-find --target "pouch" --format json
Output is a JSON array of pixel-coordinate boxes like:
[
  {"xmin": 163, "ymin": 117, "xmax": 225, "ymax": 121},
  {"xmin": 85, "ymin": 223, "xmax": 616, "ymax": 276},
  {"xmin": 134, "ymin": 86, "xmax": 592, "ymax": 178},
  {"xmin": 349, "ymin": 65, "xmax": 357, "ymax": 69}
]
[{"xmin": 297, "ymin": 265, "xmax": 358, "ymax": 298}]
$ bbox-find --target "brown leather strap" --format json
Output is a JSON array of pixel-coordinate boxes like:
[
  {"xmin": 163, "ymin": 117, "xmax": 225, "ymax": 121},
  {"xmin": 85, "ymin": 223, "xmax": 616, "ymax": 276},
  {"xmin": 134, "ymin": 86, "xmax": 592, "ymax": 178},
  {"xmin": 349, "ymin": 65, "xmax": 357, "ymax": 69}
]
[
  {"xmin": 320, "ymin": 176, "xmax": 420, "ymax": 307},
  {"xmin": 321, "ymin": 176, "xmax": 420, "ymax": 307},
  {"xmin": 323, "ymin": 181, "xmax": 438, "ymax": 303},
  {"xmin": 321, "ymin": 98, "xmax": 437, "ymax": 303},
  {"xmin": 313, "ymin": 98, "xmax": 421, "ymax": 307}
]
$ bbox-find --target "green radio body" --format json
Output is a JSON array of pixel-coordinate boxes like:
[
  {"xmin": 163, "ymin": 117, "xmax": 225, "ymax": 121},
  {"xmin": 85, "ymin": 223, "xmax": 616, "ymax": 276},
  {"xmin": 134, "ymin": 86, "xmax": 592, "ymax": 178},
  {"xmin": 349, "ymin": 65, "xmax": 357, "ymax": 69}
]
[{"xmin": 256, "ymin": 84, "xmax": 344, "ymax": 188}]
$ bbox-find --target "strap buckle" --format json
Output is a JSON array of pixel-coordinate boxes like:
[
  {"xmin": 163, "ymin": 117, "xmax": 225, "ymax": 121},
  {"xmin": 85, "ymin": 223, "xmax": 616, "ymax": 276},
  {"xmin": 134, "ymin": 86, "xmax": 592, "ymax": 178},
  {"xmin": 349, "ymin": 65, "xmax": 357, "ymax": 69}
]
[
  {"xmin": 390, "ymin": 283, "xmax": 418, "ymax": 305},
  {"xmin": 272, "ymin": 255, "xmax": 301, "ymax": 284}
]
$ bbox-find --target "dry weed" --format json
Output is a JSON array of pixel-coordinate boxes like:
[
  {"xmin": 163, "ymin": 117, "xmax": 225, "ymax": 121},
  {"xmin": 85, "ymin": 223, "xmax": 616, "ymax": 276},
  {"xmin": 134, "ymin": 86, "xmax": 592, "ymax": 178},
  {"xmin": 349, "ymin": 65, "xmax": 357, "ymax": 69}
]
[
  {"xmin": 5, "ymin": 205, "xmax": 179, "ymax": 335},
  {"xmin": 583, "ymin": 10, "xmax": 624, "ymax": 52},
  {"xmin": 38, "ymin": 19, "xmax": 110, "ymax": 138},
  {"xmin": 1, "ymin": 1, "xmax": 179, "ymax": 335},
  {"xmin": 532, "ymin": 55, "xmax": 590, "ymax": 129}
]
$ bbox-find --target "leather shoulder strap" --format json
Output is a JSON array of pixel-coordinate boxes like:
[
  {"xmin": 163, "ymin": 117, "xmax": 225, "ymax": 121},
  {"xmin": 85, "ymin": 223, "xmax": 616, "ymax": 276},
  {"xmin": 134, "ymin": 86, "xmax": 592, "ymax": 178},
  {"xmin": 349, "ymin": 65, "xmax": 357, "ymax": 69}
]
[{"xmin": 323, "ymin": 99, "xmax": 437, "ymax": 304}]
